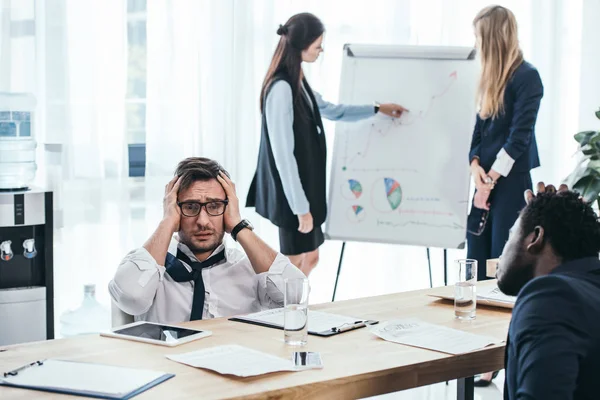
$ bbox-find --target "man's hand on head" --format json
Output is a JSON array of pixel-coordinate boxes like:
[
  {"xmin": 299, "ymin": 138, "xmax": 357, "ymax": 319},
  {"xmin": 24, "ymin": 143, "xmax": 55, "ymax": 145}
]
[
  {"xmin": 217, "ymin": 171, "xmax": 242, "ymax": 233},
  {"xmin": 163, "ymin": 175, "xmax": 182, "ymax": 232},
  {"xmin": 524, "ymin": 182, "xmax": 570, "ymax": 204}
]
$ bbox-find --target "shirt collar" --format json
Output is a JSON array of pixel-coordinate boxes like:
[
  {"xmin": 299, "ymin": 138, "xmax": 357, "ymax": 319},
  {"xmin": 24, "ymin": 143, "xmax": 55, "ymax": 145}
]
[
  {"xmin": 550, "ymin": 256, "xmax": 600, "ymax": 276},
  {"xmin": 169, "ymin": 234, "xmax": 229, "ymax": 263}
]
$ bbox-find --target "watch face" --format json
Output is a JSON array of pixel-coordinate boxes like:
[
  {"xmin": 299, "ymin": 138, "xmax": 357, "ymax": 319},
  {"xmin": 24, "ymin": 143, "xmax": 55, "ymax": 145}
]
[{"xmin": 246, "ymin": 220, "xmax": 254, "ymax": 230}]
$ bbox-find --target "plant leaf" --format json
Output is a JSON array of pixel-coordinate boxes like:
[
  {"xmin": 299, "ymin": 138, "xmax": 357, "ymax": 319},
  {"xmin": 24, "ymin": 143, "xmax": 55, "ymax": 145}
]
[
  {"xmin": 573, "ymin": 174, "xmax": 600, "ymax": 203},
  {"xmin": 596, "ymin": 109, "xmax": 600, "ymax": 120},
  {"xmin": 582, "ymin": 147, "xmax": 597, "ymax": 156},
  {"xmin": 574, "ymin": 131, "xmax": 599, "ymax": 146}
]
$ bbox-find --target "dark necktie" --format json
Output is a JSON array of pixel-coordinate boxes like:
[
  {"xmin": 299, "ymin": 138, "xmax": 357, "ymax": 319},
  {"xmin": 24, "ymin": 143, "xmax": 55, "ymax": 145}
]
[{"xmin": 165, "ymin": 248, "xmax": 226, "ymax": 321}]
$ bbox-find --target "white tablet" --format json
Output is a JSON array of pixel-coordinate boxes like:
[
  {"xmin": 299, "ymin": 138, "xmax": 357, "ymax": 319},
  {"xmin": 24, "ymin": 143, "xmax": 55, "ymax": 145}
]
[{"xmin": 101, "ymin": 321, "xmax": 212, "ymax": 347}]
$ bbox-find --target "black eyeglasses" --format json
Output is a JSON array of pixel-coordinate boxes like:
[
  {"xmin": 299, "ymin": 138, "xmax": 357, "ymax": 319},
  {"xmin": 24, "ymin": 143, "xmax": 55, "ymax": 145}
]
[{"xmin": 177, "ymin": 200, "xmax": 229, "ymax": 217}]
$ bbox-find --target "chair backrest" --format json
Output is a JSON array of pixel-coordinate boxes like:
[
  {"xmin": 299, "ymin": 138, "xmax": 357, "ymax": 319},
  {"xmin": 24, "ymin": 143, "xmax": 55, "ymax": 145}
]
[{"xmin": 111, "ymin": 301, "xmax": 134, "ymax": 328}]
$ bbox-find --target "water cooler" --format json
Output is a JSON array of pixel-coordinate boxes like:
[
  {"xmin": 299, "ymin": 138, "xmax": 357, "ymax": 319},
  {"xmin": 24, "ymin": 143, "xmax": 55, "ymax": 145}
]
[{"xmin": 0, "ymin": 189, "xmax": 54, "ymax": 346}]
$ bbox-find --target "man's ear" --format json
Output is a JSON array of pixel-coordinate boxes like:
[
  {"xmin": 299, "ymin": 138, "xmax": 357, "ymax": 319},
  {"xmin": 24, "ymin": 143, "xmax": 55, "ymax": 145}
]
[{"xmin": 525, "ymin": 226, "xmax": 545, "ymax": 254}]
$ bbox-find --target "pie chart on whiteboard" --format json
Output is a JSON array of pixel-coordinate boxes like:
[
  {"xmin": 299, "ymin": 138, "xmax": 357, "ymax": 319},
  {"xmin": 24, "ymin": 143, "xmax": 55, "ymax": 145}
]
[
  {"xmin": 346, "ymin": 205, "xmax": 366, "ymax": 223},
  {"xmin": 371, "ymin": 177, "xmax": 403, "ymax": 213}
]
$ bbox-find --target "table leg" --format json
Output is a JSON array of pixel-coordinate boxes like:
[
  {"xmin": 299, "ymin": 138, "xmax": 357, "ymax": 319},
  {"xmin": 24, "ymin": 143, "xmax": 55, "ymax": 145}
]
[{"xmin": 457, "ymin": 377, "xmax": 474, "ymax": 400}]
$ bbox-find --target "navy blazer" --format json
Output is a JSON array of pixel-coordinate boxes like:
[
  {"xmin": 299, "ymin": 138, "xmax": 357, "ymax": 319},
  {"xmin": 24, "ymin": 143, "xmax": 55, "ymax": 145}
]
[
  {"xmin": 469, "ymin": 61, "xmax": 543, "ymax": 172},
  {"xmin": 504, "ymin": 257, "xmax": 600, "ymax": 400}
]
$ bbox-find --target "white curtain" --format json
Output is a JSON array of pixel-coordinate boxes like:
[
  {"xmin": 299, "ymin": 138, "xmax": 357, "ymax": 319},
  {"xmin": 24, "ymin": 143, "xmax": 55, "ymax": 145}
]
[
  {"xmin": 63, "ymin": 0, "xmax": 127, "ymax": 179},
  {"xmin": 33, "ymin": 0, "xmax": 127, "ymax": 180}
]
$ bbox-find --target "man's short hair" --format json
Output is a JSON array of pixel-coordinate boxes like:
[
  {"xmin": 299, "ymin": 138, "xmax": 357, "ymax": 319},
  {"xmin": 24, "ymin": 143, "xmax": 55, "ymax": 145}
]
[
  {"xmin": 175, "ymin": 157, "xmax": 231, "ymax": 193},
  {"xmin": 520, "ymin": 191, "xmax": 600, "ymax": 261}
]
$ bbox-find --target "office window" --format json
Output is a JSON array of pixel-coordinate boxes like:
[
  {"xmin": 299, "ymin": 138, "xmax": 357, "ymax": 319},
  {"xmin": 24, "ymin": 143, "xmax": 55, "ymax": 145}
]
[{"xmin": 126, "ymin": 0, "xmax": 147, "ymax": 145}]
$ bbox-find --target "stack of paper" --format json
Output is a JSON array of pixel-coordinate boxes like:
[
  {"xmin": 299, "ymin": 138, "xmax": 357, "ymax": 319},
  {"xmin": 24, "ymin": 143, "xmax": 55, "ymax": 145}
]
[
  {"xmin": 167, "ymin": 345, "xmax": 321, "ymax": 377},
  {"xmin": 477, "ymin": 286, "xmax": 516, "ymax": 304},
  {"xmin": 370, "ymin": 319, "xmax": 504, "ymax": 354}
]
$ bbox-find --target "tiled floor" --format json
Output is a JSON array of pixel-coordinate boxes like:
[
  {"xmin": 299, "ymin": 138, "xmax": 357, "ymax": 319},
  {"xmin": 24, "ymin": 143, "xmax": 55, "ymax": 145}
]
[{"xmin": 51, "ymin": 177, "xmax": 503, "ymax": 399}]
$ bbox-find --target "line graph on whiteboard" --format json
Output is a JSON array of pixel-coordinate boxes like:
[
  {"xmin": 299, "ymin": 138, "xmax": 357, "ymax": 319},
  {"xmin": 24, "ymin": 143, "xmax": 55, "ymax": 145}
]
[{"xmin": 340, "ymin": 70, "xmax": 458, "ymax": 172}]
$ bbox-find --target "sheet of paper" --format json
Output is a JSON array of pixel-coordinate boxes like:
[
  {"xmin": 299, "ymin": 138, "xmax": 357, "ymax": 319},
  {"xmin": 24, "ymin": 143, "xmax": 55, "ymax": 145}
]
[
  {"xmin": 371, "ymin": 319, "xmax": 503, "ymax": 355},
  {"xmin": 477, "ymin": 286, "xmax": 516, "ymax": 304},
  {"xmin": 167, "ymin": 345, "xmax": 300, "ymax": 377},
  {"xmin": 239, "ymin": 308, "xmax": 364, "ymax": 333},
  {"xmin": 0, "ymin": 359, "xmax": 168, "ymax": 395}
]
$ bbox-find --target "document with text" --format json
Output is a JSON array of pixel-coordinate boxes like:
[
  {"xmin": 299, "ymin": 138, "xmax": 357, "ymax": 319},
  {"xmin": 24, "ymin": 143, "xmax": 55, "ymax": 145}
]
[
  {"xmin": 167, "ymin": 345, "xmax": 320, "ymax": 377},
  {"xmin": 371, "ymin": 319, "xmax": 504, "ymax": 354}
]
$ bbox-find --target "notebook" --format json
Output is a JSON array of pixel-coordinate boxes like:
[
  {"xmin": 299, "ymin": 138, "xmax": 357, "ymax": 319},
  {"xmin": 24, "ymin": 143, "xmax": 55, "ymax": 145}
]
[{"xmin": 0, "ymin": 359, "xmax": 174, "ymax": 399}]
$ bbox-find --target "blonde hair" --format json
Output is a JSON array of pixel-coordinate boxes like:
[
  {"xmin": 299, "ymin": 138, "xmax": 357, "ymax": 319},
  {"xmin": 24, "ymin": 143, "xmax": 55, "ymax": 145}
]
[{"xmin": 473, "ymin": 5, "xmax": 523, "ymax": 119}]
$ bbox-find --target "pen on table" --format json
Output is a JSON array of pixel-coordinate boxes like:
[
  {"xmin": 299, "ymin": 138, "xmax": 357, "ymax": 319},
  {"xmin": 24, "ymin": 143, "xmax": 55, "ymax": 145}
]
[
  {"xmin": 332, "ymin": 321, "xmax": 366, "ymax": 333},
  {"xmin": 3, "ymin": 360, "xmax": 44, "ymax": 377}
]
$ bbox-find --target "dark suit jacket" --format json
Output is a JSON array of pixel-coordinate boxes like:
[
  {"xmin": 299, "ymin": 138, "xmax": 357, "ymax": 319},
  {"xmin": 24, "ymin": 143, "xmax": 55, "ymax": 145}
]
[
  {"xmin": 469, "ymin": 61, "xmax": 543, "ymax": 172},
  {"xmin": 504, "ymin": 257, "xmax": 600, "ymax": 399}
]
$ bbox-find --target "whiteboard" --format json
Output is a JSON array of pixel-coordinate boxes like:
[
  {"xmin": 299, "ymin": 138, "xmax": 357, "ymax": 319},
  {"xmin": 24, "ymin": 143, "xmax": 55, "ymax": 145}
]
[{"xmin": 325, "ymin": 44, "xmax": 479, "ymax": 249}]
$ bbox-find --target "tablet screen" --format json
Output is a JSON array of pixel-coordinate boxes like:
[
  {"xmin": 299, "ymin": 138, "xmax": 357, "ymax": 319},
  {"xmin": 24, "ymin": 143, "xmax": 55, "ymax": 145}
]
[{"xmin": 113, "ymin": 323, "xmax": 202, "ymax": 343}]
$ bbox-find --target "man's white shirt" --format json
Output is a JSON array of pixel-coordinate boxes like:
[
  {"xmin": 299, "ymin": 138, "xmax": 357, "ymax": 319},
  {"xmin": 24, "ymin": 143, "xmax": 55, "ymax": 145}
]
[{"xmin": 109, "ymin": 236, "xmax": 305, "ymax": 324}]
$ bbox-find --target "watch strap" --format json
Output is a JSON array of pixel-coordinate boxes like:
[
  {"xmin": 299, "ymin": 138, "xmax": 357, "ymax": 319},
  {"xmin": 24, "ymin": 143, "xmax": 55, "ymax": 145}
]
[{"xmin": 231, "ymin": 220, "xmax": 250, "ymax": 241}]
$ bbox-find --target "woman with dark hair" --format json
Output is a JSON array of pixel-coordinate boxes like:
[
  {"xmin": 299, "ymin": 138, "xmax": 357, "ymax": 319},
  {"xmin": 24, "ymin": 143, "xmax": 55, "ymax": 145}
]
[{"xmin": 247, "ymin": 13, "xmax": 407, "ymax": 276}]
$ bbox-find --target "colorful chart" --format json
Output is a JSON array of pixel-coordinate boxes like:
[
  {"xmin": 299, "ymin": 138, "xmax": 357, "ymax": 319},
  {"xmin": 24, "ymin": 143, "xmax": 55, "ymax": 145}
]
[
  {"xmin": 348, "ymin": 179, "xmax": 363, "ymax": 198},
  {"xmin": 341, "ymin": 179, "xmax": 364, "ymax": 200},
  {"xmin": 346, "ymin": 205, "xmax": 366, "ymax": 223},
  {"xmin": 384, "ymin": 178, "xmax": 402, "ymax": 210}
]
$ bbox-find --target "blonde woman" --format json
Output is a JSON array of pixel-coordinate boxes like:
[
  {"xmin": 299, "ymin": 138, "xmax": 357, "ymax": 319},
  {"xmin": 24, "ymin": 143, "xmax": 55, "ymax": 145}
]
[{"xmin": 467, "ymin": 5, "xmax": 543, "ymax": 387}]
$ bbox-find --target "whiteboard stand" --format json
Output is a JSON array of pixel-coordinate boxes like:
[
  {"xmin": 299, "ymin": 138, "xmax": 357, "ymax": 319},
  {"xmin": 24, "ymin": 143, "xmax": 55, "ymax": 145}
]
[
  {"xmin": 331, "ymin": 242, "xmax": 347, "ymax": 302},
  {"xmin": 426, "ymin": 248, "xmax": 433, "ymax": 288},
  {"xmin": 444, "ymin": 249, "xmax": 449, "ymax": 286},
  {"xmin": 331, "ymin": 242, "xmax": 436, "ymax": 302},
  {"xmin": 326, "ymin": 44, "xmax": 476, "ymax": 300}
]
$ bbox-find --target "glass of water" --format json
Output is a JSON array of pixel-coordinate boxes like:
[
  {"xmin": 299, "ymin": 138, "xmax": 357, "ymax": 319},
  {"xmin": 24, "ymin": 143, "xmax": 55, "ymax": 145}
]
[
  {"xmin": 455, "ymin": 259, "xmax": 477, "ymax": 320},
  {"xmin": 284, "ymin": 277, "xmax": 310, "ymax": 346}
]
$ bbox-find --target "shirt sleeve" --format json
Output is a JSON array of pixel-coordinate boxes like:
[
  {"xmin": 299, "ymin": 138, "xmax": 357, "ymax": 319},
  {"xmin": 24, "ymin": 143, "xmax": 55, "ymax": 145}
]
[
  {"xmin": 265, "ymin": 81, "xmax": 310, "ymax": 216},
  {"xmin": 256, "ymin": 253, "xmax": 306, "ymax": 308},
  {"xmin": 509, "ymin": 276, "xmax": 589, "ymax": 400},
  {"xmin": 313, "ymin": 90, "xmax": 374, "ymax": 122},
  {"xmin": 491, "ymin": 148, "xmax": 516, "ymax": 177},
  {"xmin": 108, "ymin": 247, "xmax": 165, "ymax": 316}
]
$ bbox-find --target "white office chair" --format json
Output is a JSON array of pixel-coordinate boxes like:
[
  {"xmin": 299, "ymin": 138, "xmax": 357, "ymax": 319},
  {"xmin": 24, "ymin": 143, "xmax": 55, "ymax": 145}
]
[{"xmin": 111, "ymin": 301, "xmax": 134, "ymax": 328}]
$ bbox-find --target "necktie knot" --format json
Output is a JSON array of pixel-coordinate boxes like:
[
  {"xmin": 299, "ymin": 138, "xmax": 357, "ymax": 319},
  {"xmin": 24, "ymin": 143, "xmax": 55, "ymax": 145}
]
[{"xmin": 165, "ymin": 247, "xmax": 226, "ymax": 321}]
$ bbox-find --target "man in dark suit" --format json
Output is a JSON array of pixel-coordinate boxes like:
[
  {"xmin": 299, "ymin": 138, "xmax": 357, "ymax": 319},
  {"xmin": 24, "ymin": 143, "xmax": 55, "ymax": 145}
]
[{"xmin": 497, "ymin": 183, "xmax": 600, "ymax": 399}]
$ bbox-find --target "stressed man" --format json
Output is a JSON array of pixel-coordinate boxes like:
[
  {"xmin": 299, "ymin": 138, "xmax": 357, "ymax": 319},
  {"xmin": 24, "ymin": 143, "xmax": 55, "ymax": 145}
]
[
  {"xmin": 497, "ymin": 183, "xmax": 600, "ymax": 400},
  {"xmin": 109, "ymin": 157, "xmax": 305, "ymax": 324}
]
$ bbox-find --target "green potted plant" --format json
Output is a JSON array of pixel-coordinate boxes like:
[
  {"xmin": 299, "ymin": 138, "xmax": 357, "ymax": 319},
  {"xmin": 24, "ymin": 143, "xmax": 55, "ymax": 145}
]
[{"xmin": 565, "ymin": 108, "xmax": 600, "ymax": 211}]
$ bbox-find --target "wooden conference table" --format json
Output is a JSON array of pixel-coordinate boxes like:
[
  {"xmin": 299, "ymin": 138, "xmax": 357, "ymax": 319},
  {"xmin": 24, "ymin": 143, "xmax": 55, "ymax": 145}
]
[{"xmin": 0, "ymin": 280, "xmax": 511, "ymax": 400}]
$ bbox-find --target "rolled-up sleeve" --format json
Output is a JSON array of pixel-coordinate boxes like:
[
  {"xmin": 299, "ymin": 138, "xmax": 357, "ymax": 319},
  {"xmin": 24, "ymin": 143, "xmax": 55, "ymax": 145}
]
[
  {"xmin": 256, "ymin": 253, "xmax": 306, "ymax": 308},
  {"xmin": 314, "ymin": 91, "xmax": 374, "ymax": 122},
  {"xmin": 491, "ymin": 148, "xmax": 516, "ymax": 177},
  {"xmin": 108, "ymin": 247, "xmax": 165, "ymax": 316}
]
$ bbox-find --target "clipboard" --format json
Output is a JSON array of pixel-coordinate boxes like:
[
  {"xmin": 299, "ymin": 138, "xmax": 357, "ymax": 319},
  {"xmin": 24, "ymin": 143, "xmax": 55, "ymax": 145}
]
[
  {"xmin": 229, "ymin": 308, "xmax": 378, "ymax": 337},
  {"xmin": 0, "ymin": 359, "xmax": 174, "ymax": 399}
]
